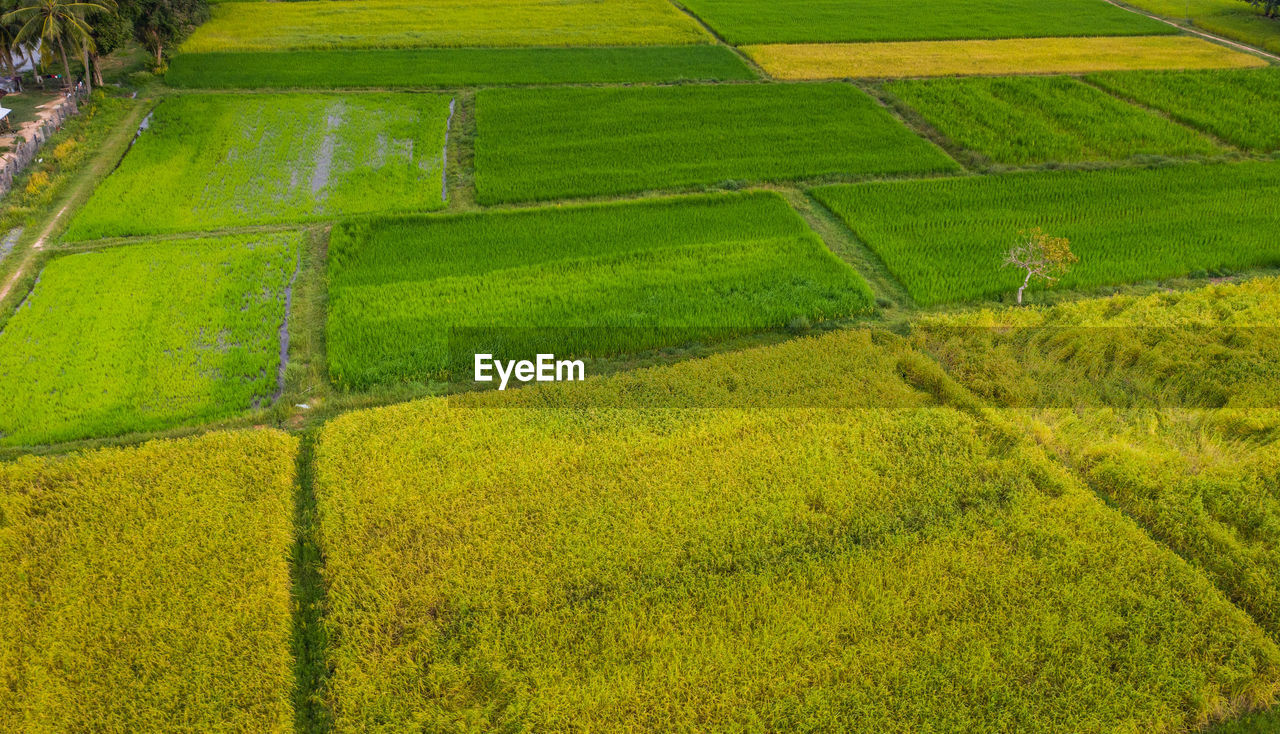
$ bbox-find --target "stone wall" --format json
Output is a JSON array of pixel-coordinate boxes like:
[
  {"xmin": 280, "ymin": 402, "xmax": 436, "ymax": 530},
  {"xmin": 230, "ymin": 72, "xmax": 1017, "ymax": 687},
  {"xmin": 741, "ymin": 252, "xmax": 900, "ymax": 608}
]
[{"xmin": 0, "ymin": 89, "xmax": 87, "ymax": 198}]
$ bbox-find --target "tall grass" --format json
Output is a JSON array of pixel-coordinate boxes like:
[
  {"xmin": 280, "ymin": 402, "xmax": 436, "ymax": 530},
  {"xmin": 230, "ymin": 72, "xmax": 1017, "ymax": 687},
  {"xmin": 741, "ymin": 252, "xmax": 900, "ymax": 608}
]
[
  {"xmin": 813, "ymin": 161, "xmax": 1280, "ymax": 306},
  {"xmin": 326, "ymin": 192, "xmax": 874, "ymax": 389},
  {"xmin": 313, "ymin": 329, "xmax": 1280, "ymax": 731},
  {"xmin": 914, "ymin": 278, "xmax": 1280, "ymax": 642},
  {"xmin": 678, "ymin": 0, "xmax": 1172, "ymax": 44},
  {"xmin": 1088, "ymin": 68, "xmax": 1280, "ymax": 152},
  {"xmin": 0, "ymin": 233, "xmax": 300, "ymax": 446},
  {"xmin": 474, "ymin": 83, "xmax": 958, "ymax": 204},
  {"xmin": 885, "ymin": 75, "xmax": 1221, "ymax": 166},
  {"xmin": 0, "ymin": 430, "xmax": 298, "ymax": 732},
  {"xmin": 65, "ymin": 93, "xmax": 451, "ymax": 240},
  {"xmin": 181, "ymin": 0, "xmax": 710, "ymax": 53},
  {"xmin": 166, "ymin": 46, "xmax": 756, "ymax": 89}
]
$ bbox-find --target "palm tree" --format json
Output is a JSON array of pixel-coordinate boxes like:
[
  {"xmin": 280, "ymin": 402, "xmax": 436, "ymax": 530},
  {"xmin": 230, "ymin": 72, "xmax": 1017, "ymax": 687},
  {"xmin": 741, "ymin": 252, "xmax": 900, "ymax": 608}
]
[{"xmin": 3, "ymin": 0, "xmax": 110, "ymax": 91}]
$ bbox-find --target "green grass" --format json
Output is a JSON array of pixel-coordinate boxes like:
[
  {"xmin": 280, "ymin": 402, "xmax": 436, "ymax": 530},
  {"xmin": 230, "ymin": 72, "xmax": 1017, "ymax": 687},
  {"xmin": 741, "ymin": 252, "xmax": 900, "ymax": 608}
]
[
  {"xmin": 0, "ymin": 429, "xmax": 298, "ymax": 732},
  {"xmin": 885, "ymin": 75, "xmax": 1221, "ymax": 166},
  {"xmin": 0, "ymin": 233, "xmax": 300, "ymax": 446},
  {"xmin": 1088, "ymin": 68, "xmax": 1280, "ymax": 152},
  {"xmin": 474, "ymin": 83, "xmax": 958, "ymax": 204},
  {"xmin": 915, "ymin": 279, "xmax": 1280, "ymax": 643},
  {"xmin": 326, "ymin": 192, "xmax": 873, "ymax": 390},
  {"xmin": 166, "ymin": 46, "xmax": 757, "ymax": 88},
  {"xmin": 1121, "ymin": 0, "xmax": 1280, "ymax": 55},
  {"xmin": 64, "ymin": 93, "xmax": 452, "ymax": 241},
  {"xmin": 677, "ymin": 0, "xmax": 1174, "ymax": 44},
  {"xmin": 313, "ymin": 329, "xmax": 1280, "ymax": 731},
  {"xmin": 182, "ymin": 0, "xmax": 710, "ymax": 52},
  {"xmin": 812, "ymin": 161, "xmax": 1280, "ymax": 306}
]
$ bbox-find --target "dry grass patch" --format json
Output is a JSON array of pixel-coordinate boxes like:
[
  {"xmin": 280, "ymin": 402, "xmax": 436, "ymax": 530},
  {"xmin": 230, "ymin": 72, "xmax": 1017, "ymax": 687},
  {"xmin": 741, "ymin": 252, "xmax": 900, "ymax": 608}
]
[{"xmin": 744, "ymin": 36, "xmax": 1267, "ymax": 79}]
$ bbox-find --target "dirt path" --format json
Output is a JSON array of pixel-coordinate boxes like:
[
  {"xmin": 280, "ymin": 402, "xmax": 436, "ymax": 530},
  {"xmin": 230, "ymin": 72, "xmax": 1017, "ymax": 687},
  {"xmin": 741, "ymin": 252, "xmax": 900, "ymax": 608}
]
[
  {"xmin": 1103, "ymin": 0, "xmax": 1280, "ymax": 62},
  {"xmin": 0, "ymin": 102, "xmax": 152, "ymax": 303}
]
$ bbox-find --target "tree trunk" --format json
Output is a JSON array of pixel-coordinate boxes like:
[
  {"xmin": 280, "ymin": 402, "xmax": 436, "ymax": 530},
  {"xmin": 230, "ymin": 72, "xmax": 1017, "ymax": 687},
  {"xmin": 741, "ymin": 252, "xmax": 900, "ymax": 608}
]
[
  {"xmin": 81, "ymin": 43, "xmax": 92, "ymax": 93},
  {"xmin": 58, "ymin": 38, "xmax": 72, "ymax": 90},
  {"xmin": 1017, "ymin": 271, "xmax": 1032, "ymax": 305},
  {"xmin": 91, "ymin": 53, "xmax": 103, "ymax": 87}
]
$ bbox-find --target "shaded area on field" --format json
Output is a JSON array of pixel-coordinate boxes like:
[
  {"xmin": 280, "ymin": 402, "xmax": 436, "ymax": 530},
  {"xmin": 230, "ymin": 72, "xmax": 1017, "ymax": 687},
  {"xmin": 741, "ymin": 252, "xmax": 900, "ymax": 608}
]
[
  {"xmin": 743, "ymin": 36, "xmax": 1267, "ymax": 79},
  {"xmin": 64, "ymin": 93, "xmax": 451, "ymax": 241},
  {"xmin": 325, "ymin": 192, "xmax": 874, "ymax": 390},
  {"xmin": 167, "ymin": 46, "xmax": 757, "ymax": 88},
  {"xmin": 0, "ymin": 232, "xmax": 300, "ymax": 446},
  {"xmin": 473, "ymin": 83, "xmax": 958, "ymax": 204},
  {"xmin": 311, "ymin": 329, "xmax": 1280, "ymax": 731},
  {"xmin": 0, "ymin": 430, "xmax": 298, "ymax": 732},
  {"xmin": 679, "ymin": 0, "xmax": 1172, "ymax": 44},
  {"xmin": 813, "ymin": 161, "xmax": 1280, "ymax": 306}
]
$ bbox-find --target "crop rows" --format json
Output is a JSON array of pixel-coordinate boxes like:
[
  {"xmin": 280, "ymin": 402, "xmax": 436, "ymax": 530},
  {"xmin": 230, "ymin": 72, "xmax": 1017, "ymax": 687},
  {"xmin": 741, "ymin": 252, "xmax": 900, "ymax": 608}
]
[
  {"xmin": 1088, "ymin": 67, "xmax": 1280, "ymax": 152},
  {"xmin": 474, "ymin": 83, "xmax": 958, "ymax": 204},
  {"xmin": 885, "ymin": 75, "xmax": 1221, "ymax": 166},
  {"xmin": 166, "ymin": 46, "xmax": 756, "ymax": 89},
  {"xmin": 182, "ymin": 0, "xmax": 710, "ymax": 53},
  {"xmin": 0, "ymin": 233, "xmax": 300, "ymax": 446},
  {"xmin": 916, "ymin": 278, "xmax": 1280, "ymax": 638},
  {"xmin": 813, "ymin": 161, "xmax": 1280, "ymax": 306},
  {"xmin": 65, "ymin": 93, "xmax": 452, "ymax": 240},
  {"xmin": 678, "ymin": 0, "xmax": 1172, "ymax": 44},
  {"xmin": 326, "ymin": 192, "xmax": 873, "ymax": 389},
  {"xmin": 312, "ymin": 329, "xmax": 1280, "ymax": 731},
  {"xmin": 0, "ymin": 430, "xmax": 298, "ymax": 732}
]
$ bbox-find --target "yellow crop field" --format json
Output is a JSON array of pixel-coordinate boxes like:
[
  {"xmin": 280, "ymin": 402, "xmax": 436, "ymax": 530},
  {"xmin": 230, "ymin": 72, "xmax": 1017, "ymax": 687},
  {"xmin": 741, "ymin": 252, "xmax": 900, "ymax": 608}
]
[
  {"xmin": 744, "ymin": 36, "xmax": 1268, "ymax": 79},
  {"xmin": 182, "ymin": 0, "xmax": 711, "ymax": 53},
  {"xmin": 0, "ymin": 430, "xmax": 299, "ymax": 732}
]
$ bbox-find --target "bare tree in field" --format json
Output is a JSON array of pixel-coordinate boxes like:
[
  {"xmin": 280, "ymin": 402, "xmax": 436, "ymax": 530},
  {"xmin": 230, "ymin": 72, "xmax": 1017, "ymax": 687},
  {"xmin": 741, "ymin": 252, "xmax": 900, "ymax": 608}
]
[{"xmin": 1004, "ymin": 228, "xmax": 1077, "ymax": 305}]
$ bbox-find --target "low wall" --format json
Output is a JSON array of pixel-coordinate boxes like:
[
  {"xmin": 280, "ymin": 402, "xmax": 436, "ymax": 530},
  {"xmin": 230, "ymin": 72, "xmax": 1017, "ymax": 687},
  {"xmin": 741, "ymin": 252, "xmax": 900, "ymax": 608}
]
[{"xmin": 0, "ymin": 89, "xmax": 87, "ymax": 198}]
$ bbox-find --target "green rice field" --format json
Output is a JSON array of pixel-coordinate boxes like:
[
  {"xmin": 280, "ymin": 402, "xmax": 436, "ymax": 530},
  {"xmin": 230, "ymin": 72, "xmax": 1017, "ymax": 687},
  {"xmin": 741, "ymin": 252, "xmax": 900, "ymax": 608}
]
[
  {"xmin": 0, "ymin": 430, "xmax": 297, "ymax": 732},
  {"xmin": 1088, "ymin": 68, "xmax": 1280, "ymax": 152},
  {"xmin": 813, "ymin": 161, "xmax": 1280, "ymax": 306},
  {"xmin": 65, "ymin": 93, "xmax": 453, "ymax": 240},
  {"xmin": 313, "ymin": 330, "xmax": 1280, "ymax": 731},
  {"xmin": 182, "ymin": 0, "xmax": 710, "ymax": 52},
  {"xmin": 885, "ymin": 75, "xmax": 1221, "ymax": 166},
  {"xmin": 677, "ymin": 0, "xmax": 1174, "ymax": 44},
  {"xmin": 474, "ymin": 83, "xmax": 959, "ymax": 204},
  {"xmin": 326, "ymin": 192, "xmax": 873, "ymax": 389},
  {"xmin": 166, "ymin": 46, "xmax": 757, "ymax": 89},
  {"xmin": 0, "ymin": 233, "xmax": 300, "ymax": 446}
]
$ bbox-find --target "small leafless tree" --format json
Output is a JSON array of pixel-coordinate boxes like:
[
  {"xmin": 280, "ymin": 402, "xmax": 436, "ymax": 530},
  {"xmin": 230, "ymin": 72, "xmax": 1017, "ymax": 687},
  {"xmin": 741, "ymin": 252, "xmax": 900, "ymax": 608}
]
[{"xmin": 1004, "ymin": 228, "xmax": 1077, "ymax": 305}]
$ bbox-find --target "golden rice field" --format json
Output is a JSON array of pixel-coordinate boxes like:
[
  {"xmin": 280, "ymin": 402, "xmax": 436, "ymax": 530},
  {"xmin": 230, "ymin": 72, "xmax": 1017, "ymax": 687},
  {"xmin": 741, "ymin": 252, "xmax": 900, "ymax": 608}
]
[
  {"xmin": 743, "ymin": 36, "xmax": 1268, "ymax": 79},
  {"xmin": 182, "ymin": 0, "xmax": 711, "ymax": 53}
]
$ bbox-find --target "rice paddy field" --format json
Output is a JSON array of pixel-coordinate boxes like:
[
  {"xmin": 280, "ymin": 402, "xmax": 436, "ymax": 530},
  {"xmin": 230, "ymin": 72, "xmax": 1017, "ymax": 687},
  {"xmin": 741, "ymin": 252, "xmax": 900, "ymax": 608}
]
[
  {"xmin": 1088, "ymin": 68, "xmax": 1280, "ymax": 152},
  {"xmin": 182, "ymin": 0, "xmax": 710, "ymax": 52},
  {"xmin": 166, "ymin": 46, "xmax": 756, "ymax": 89},
  {"xmin": 474, "ymin": 83, "xmax": 959, "ymax": 204},
  {"xmin": 677, "ymin": 0, "xmax": 1173, "ymax": 43},
  {"xmin": 64, "ymin": 93, "xmax": 452, "ymax": 240},
  {"xmin": 4, "ymin": 0, "xmax": 1280, "ymax": 728},
  {"xmin": 326, "ymin": 193, "xmax": 873, "ymax": 389},
  {"xmin": 916, "ymin": 279, "xmax": 1280, "ymax": 637},
  {"xmin": 884, "ymin": 75, "xmax": 1222, "ymax": 166},
  {"xmin": 813, "ymin": 161, "xmax": 1280, "ymax": 306},
  {"xmin": 0, "ymin": 430, "xmax": 298, "ymax": 732},
  {"xmin": 313, "ymin": 331, "xmax": 1280, "ymax": 732},
  {"xmin": 743, "ymin": 36, "xmax": 1268, "ymax": 79},
  {"xmin": 0, "ymin": 233, "xmax": 300, "ymax": 447}
]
